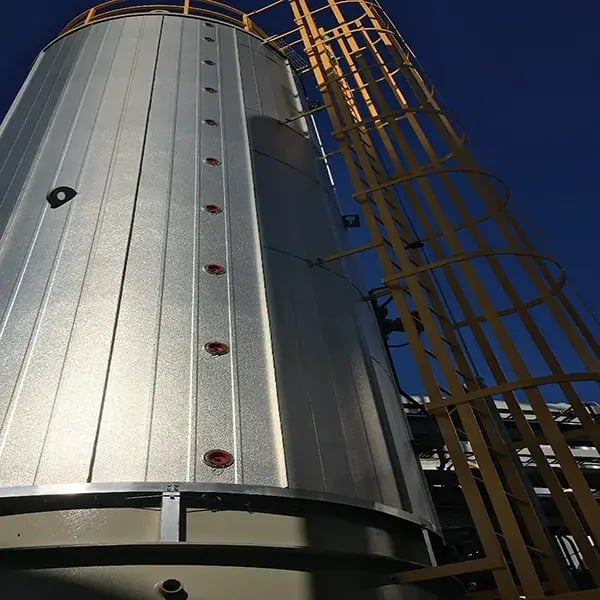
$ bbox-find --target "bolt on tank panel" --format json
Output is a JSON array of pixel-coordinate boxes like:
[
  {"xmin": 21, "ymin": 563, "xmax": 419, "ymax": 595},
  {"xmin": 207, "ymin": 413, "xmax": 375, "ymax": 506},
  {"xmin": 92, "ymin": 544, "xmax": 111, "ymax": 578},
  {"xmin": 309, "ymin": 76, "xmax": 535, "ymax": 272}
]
[{"xmin": 0, "ymin": 13, "xmax": 434, "ymax": 529}]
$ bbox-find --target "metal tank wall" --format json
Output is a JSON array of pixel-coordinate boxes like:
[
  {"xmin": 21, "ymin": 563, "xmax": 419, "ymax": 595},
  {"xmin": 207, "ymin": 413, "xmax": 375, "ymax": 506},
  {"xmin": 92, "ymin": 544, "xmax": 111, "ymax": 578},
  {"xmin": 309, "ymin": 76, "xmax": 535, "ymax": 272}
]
[{"xmin": 0, "ymin": 13, "xmax": 442, "ymax": 599}]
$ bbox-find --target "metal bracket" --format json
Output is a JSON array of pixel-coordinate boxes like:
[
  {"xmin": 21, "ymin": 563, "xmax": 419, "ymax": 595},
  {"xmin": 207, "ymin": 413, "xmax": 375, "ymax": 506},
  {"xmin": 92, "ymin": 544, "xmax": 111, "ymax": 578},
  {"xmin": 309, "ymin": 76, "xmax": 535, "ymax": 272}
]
[
  {"xmin": 314, "ymin": 240, "xmax": 382, "ymax": 265},
  {"xmin": 161, "ymin": 484, "xmax": 182, "ymax": 542},
  {"xmin": 281, "ymin": 102, "xmax": 331, "ymax": 123}
]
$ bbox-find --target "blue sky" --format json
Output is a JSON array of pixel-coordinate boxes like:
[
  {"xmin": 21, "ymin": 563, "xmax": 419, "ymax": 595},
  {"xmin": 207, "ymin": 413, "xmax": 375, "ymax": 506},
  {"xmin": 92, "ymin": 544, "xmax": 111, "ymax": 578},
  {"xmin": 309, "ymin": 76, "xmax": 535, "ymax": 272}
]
[
  {"xmin": 1, "ymin": 0, "xmax": 597, "ymax": 310},
  {"xmin": 1, "ymin": 1, "xmax": 598, "ymax": 397}
]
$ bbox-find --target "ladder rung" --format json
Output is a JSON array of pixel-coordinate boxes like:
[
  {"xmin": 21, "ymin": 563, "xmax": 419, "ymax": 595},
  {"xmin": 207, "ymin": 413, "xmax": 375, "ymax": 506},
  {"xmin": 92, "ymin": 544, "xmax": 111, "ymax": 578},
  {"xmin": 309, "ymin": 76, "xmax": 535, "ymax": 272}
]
[
  {"xmin": 424, "ymin": 348, "xmax": 437, "ymax": 359},
  {"xmin": 504, "ymin": 490, "xmax": 530, "ymax": 505},
  {"xmin": 365, "ymin": 159, "xmax": 383, "ymax": 174},
  {"xmin": 455, "ymin": 370, "xmax": 476, "ymax": 382},
  {"xmin": 362, "ymin": 148, "xmax": 378, "ymax": 162},
  {"xmin": 430, "ymin": 307, "xmax": 451, "ymax": 322},
  {"xmin": 487, "ymin": 445, "xmax": 510, "ymax": 459},
  {"xmin": 392, "ymin": 216, "xmax": 410, "ymax": 232},
  {"xmin": 527, "ymin": 546, "xmax": 551, "ymax": 557},
  {"xmin": 493, "ymin": 532, "xmax": 551, "ymax": 557},
  {"xmin": 424, "ymin": 305, "xmax": 445, "ymax": 319},
  {"xmin": 438, "ymin": 386, "xmax": 452, "ymax": 396},
  {"xmin": 348, "ymin": 47, "xmax": 368, "ymax": 56},
  {"xmin": 373, "ymin": 212, "xmax": 403, "ymax": 229},
  {"xmin": 381, "ymin": 209, "xmax": 411, "ymax": 233},
  {"xmin": 369, "ymin": 169, "xmax": 387, "ymax": 181},
  {"xmin": 394, "ymin": 284, "xmax": 411, "ymax": 297},
  {"xmin": 383, "ymin": 196, "xmax": 402, "ymax": 213},
  {"xmin": 470, "ymin": 404, "xmax": 487, "ymax": 417},
  {"xmin": 361, "ymin": 151, "xmax": 381, "ymax": 166}
]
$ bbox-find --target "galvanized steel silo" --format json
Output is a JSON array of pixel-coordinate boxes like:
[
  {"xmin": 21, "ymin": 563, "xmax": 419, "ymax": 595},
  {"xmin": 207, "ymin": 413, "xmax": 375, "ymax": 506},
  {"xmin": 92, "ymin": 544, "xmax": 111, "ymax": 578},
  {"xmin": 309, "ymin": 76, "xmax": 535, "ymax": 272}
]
[{"xmin": 0, "ymin": 5, "xmax": 442, "ymax": 599}]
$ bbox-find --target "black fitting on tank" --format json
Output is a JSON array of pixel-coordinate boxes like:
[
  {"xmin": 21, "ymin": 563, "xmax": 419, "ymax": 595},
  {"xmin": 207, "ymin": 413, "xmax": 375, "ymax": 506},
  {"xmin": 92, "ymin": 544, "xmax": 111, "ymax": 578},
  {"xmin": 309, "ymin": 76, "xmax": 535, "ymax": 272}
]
[{"xmin": 47, "ymin": 186, "xmax": 77, "ymax": 209}]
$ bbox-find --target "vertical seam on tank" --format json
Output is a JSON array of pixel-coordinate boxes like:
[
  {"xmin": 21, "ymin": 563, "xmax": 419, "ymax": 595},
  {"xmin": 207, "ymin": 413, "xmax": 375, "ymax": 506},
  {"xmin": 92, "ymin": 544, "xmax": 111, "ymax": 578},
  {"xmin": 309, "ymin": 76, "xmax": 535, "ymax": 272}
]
[
  {"xmin": 234, "ymin": 31, "xmax": 288, "ymax": 487},
  {"xmin": 366, "ymin": 354, "xmax": 415, "ymax": 511},
  {"xmin": 249, "ymin": 37, "xmax": 261, "ymax": 114},
  {"xmin": 327, "ymin": 334, "xmax": 361, "ymax": 497},
  {"xmin": 15, "ymin": 23, "xmax": 113, "ymax": 479},
  {"xmin": 309, "ymin": 115, "xmax": 385, "ymax": 501},
  {"xmin": 144, "ymin": 19, "xmax": 183, "ymax": 480},
  {"xmin": 288, "ymin": 287, "xmax": 328, "ymax": 489},
  {"xmin": 249, "ymin": 39, "xmax": 326, "ymax": 489},
  {"xmin": 252, "ymin": 42, "xmax": 328, "ymax": 491},
  {"xmin": 71, "ymin": 18, "xmax": 148, "ymax": 482},
  {"xmin": 188, "ymin": 21, "xmax": 202, "ymax": 481},
  {"xmin": 187, "ymin": 20, "xmax": 201, "ymax": 481},
  {"xmin": 306, "ymin": 270, "xmax": 357, "ymax": 495},
  {"xmin": 33, "ymin": 22, "xmax": 125, "ymax": 482},
  {"xmin": 225, "ymin": 28, "xmax": 243, "ymax": 484},
  {"xmin": 0, "ymin": 34, "xmax": 95, "ymax": 448},
  {"xmin": 351, "ymin": 365, "xmax": 387, "ymax": 502},
  {"xmin": 219, "ymin": 26, "xmax": 241, "ymax": 484},
  {"xmin": 86, "ymin": 16, "xmax": 165, "ymax": 483},
  {"xmin": 319, "ymin": 198, "xmax": 386, "ymax": 501},
  {"xmin": 348, "ymin": 339, "xmax": 388, "ymax": 503},
  {"xmin": 316, "ymin": 161, "xmax": 391, "ymax": 504}
]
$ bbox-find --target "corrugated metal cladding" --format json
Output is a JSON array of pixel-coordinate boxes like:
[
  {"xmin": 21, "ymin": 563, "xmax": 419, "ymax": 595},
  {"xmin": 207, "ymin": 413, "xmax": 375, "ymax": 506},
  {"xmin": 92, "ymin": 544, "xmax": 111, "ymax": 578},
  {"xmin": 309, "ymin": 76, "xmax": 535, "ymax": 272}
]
[{"xmin": 0, "ymin": 15, "xmax": 435, "ymax": 526}]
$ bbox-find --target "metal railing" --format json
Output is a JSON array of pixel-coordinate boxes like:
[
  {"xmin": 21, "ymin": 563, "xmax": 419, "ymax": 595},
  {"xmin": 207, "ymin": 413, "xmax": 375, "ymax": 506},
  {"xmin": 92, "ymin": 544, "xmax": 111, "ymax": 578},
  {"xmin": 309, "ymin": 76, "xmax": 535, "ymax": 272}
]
[
  {"xmin": 58, "ymin": 1, "xmax": 312, "ymax": 70},
  {"xmin": 60, "ymin": 0, "xmax": 262, "ymax": 37}
]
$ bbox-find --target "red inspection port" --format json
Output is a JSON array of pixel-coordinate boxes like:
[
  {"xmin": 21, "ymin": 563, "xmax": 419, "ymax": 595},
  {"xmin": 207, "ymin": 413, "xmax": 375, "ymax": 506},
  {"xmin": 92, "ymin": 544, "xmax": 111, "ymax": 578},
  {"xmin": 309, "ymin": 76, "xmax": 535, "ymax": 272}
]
[
  {"xmin": 204, "ymin": 341, "xmax": 230, "ymax": 356},
  {"xmin": 205, "ymin": 157, "xmax": 221, "ymax": 166},
  {"xmin": 204, "ymin": 263, "xmax": 226, "ymax": 276},
  {"xmin": 203, "ymin": 119, "xmax": 219, "ymax": 126},
  {"xmin": 204, "ymin": 86, "xmax": 218, "ymax": 94},
  {"xmin": 203, "ymin": 449, "xmax": 234, "ymax": 469},
  {"xmin": 203, "ymin": 204, "xmax": 222, "ymax": 214}
]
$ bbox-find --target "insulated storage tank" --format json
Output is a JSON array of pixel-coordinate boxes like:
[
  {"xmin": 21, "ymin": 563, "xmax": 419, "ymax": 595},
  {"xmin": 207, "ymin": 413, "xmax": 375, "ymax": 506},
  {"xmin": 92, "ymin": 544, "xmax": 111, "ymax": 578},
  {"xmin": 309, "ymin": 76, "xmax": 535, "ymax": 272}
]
[{"xmin": 0, "ymin": 5, "xmax": 443, "ymax": 599}]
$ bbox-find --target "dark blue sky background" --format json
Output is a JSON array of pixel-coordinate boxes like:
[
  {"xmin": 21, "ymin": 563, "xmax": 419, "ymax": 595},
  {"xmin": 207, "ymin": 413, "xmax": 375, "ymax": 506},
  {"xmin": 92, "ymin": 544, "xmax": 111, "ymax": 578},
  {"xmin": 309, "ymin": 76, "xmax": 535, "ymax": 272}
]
[{"xmin": 1, "ymin": 0, "xmax": 599, "ymax": 316}]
